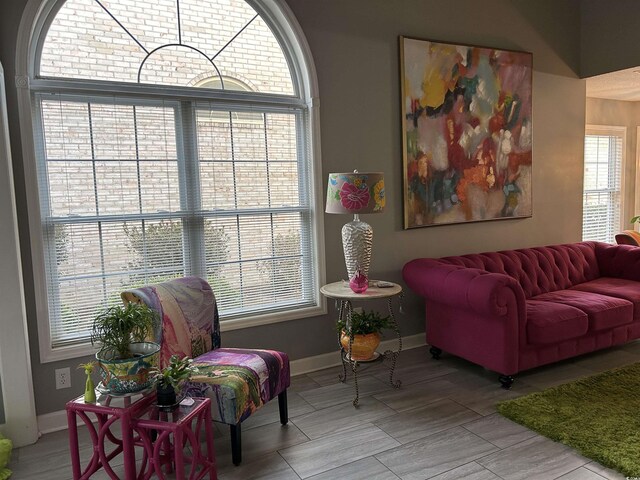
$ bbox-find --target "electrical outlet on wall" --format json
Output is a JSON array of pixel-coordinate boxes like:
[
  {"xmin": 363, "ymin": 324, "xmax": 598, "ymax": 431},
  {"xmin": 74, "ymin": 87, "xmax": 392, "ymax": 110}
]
[{"xmin": 55, "ymin": 367, "xmax": 71, "ymax": 389}]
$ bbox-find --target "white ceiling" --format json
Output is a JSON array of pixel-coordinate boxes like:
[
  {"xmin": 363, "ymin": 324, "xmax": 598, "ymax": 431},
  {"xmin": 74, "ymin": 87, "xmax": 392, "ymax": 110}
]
[{"xmin": 586, "ymin": 66, "xmax": 640, "ymax": 101}]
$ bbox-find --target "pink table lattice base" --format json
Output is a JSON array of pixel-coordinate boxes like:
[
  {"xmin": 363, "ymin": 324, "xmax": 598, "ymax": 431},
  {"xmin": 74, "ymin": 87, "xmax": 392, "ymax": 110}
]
[
  {"xmin": 133, "ymin": 397, "xmax": 217, "ymax": 479},
  {"xmin": 66, "ymin": 391, "xmax": 217, "ymax": 479}
]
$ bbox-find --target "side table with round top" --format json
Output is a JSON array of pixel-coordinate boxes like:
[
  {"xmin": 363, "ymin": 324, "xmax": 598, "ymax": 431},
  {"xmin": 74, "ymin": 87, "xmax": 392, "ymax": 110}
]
[{"xmin": 320, "ymin": 280, "xmax": 404, "ymax": 406}]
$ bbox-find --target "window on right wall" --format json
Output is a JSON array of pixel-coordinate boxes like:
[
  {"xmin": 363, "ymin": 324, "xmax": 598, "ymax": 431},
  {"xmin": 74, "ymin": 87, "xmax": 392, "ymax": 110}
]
[{"xmin": 582, "ymin": 125, "xmax": 626, "ymax": 243}]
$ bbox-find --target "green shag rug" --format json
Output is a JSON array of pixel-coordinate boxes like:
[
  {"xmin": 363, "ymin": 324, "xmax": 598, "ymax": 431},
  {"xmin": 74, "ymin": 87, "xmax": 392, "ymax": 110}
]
[{"xmin": 498, "ymin": 363, "xmax": 640, "ymax": 477}]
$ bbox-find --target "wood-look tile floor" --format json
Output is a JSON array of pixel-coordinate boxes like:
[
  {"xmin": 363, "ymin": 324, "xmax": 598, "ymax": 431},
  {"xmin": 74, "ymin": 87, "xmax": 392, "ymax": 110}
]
[{"xmin": 9, "ymin": 343, "xmax": 639, "ymax": 479}]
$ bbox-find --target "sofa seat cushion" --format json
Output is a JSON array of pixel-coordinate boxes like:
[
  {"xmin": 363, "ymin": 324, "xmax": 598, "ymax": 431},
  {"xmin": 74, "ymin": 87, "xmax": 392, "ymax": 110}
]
[
  {"xmin": 526, "ymin": 300, "xmax": 588, "ymax": 345},
  {"xmin": 571, "ymin": 277, "xmax": 640, "ymax": 320},
  {"xmin": 532, "ymin": 290, "xmax": 633, "ymax": 332}
]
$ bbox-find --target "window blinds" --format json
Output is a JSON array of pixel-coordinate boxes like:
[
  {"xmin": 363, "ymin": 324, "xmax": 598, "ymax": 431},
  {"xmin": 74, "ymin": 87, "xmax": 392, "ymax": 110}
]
[
  {"xmin": 35, "ymin": 93, "xmax": 315, "ymax": 348},
  {"xmin": 582, "ymin": 133, "xmax": 623, "ymax": 244}
]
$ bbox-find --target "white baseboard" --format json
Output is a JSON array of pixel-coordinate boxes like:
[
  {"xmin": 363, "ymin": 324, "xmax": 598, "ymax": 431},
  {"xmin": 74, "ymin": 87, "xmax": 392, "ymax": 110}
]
[
  {"xmin": 289, "ymin": 332, "xmax": 425, "ymax": 376},
  {"xmin": 37, "ymin": 333, "xmax": 426, "ymax": 435},
  {"xmin": 37, "ymin": 409, "xmax": 83, "ymax": 435}
]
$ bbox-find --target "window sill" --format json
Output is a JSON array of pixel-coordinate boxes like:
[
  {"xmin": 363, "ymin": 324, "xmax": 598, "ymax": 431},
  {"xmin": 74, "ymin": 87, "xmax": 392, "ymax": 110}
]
[
  {"xmin": 40, "ymin": 342, "xmax": 100, "ymax": 364},
  {"xmin": 220, "ymin": 303, "xmax": 327, "ymax": 331},
  {"xmin": 40, "ymin": 301, "xmax": 327, "ymax": 363}
]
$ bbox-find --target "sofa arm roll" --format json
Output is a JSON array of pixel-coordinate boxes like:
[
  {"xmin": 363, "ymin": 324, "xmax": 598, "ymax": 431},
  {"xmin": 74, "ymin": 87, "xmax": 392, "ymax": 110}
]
[
  {"xmin": 403, "ymin": 259, "xmax": 522, "ymax": 317},
  {"xmin": 595, "ymin": 242, "xmax": 640, "ymax": 281}
]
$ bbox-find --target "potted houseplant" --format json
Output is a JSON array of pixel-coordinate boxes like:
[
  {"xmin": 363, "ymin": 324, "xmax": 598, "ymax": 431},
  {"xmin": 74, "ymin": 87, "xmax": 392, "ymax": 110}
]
[
  {"xmin": 336, "ymin": 310, "xmax": 390, "ymax": 361},
  {"xmin": 91, "ymin": 302, "xmax": 160, "ymax": 394},
  {"xmin": 149, "ymin": 355, "xmax": 199, "ymax": 408}
]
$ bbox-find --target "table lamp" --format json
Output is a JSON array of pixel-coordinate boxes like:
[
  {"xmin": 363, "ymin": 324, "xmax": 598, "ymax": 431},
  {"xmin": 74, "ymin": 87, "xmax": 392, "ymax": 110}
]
[{"xmin": 326, "ymin": 171, "xmax": 385, "ymax": 291}]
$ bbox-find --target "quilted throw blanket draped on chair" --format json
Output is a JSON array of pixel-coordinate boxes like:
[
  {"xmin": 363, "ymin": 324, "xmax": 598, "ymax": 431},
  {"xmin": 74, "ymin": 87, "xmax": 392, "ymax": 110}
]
[{"xmin": 121, "ymin": 276, "xmax": 290, "ymax": 425}]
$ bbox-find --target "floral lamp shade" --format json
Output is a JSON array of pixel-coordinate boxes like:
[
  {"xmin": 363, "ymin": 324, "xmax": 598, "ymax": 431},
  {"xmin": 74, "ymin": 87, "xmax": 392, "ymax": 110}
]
[
  {"xmin": 325, "ymin": 171, "xmax": 386, "ymax": 290},
  {"xmin": 325, "ymin": 172, "xmax": 385, "ymax": 214}
]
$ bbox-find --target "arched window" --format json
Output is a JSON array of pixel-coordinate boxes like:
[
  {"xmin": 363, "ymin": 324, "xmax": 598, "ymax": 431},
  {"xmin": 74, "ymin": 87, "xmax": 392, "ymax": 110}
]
[{"xmin": 20, "ymin": 0, "xmax": 324, "ymax": 361}]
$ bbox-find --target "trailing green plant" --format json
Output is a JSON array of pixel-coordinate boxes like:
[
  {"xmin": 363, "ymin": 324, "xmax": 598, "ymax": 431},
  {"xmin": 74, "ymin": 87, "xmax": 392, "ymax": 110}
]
[
  {"xmin": 91, "ymin": 302, "xmax": 159, "ymax": 359},
  {"xmin": 631, "ymin": 215, "xmax": 640, "ymax": 224},
  {"xmin": 150, "ymin": 355, "xmax": 199, "ymax": 390},
  {"xmin": 336, "ymin": 310, "xmax": 391, "ymax": 336}
]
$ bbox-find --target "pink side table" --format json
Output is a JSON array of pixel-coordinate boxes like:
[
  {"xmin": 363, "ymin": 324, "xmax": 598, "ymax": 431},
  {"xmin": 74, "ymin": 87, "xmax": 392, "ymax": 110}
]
[
  {"xmin": 133, "ymin": 397, "xmax": 217, "ymax": 480},
  {"xmin": 66, "ymin": 389, "xmax": 155, "ymax": 480}
]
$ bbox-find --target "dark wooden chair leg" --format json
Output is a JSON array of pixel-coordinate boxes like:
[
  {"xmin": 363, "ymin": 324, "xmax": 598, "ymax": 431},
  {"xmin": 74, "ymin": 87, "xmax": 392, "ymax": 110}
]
[
  {"xmin": 499, "ymin": 375, "xmax": 514, "ymax": 389},
  {"xmin": 230, "ymin": 423, "xmax": 242, "ymax": 465},
  {"xmin": 278, "ymin": 390, "xmax": 288, "ymax": 425},
  {"xmin": 429, "ymin": 346, "xmax": 442, "ymax": 360}
]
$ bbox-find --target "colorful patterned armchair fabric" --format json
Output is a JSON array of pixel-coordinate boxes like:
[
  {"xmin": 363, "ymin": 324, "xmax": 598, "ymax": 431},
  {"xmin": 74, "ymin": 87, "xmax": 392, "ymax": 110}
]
[
  {"xmin": 121, "ymin": 276, "xmax": 290, "ymax": 425},
  {"xmin": 187, "ymin": 348, "xmax": 290, "ymax": 424}
]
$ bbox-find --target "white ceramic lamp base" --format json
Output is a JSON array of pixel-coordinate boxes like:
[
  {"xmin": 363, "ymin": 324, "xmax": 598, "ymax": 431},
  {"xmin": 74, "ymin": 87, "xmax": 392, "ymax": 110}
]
[{"xmin": 341, "ymin": 214, "xmax": 373, "ymax": 279}]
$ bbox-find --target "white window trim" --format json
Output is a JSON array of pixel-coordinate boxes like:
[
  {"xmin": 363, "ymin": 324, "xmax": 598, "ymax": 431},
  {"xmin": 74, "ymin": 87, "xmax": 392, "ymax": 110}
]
[
  {"xmin": 16, "ymin": 0, "xmax": 327, "ymax": 363},
  {"xmin": 0, "ymin": 62, "xmax": 38, "ymax": 447},
  {"xmin": 584, "ymin": 124, "xmax": 627, "ymax": 237},
  {"xmin": 635, "ymin": 126, "xmax": 640, "ymax": 233}
]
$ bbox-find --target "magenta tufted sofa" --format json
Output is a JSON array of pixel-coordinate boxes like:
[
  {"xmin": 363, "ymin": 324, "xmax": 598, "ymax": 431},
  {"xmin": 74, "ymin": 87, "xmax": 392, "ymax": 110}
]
[{"xmin": 403, "ymin": 242, "xmax": 640, "ymax": 387}]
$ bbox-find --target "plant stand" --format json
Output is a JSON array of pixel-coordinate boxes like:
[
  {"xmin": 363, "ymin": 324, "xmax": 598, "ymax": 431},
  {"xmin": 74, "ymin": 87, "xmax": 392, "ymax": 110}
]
[
  {"xmin": 66, "ymin": 391, "xmax": 217, "ymax": 479},
  {"xmin": 66, "ymin": 389, "xmax": 155, "ymax": 480},
  {"xmin": 133, "ymin": 397, "xmax": 217, "ymax": 479},
  {"xmin": 320, "ymin": 280, "xmax": 404, "ymax": 407}
]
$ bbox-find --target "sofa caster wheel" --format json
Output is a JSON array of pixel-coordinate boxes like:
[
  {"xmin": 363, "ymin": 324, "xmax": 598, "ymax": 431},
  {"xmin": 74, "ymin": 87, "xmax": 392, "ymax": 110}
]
[
  {"xmin": 499, "ymin": 375, "xmax": 514, "ymax": 389},
  {"xmin": 429, "ymin": 346, "xmax": 442, "ymax": 360}
]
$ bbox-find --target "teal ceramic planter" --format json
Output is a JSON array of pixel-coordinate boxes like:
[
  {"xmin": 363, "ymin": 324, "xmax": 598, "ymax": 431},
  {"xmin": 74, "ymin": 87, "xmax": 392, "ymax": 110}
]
[{"xmin": 96, "ymin": 342, "xmax": 160, "ymax": 394}]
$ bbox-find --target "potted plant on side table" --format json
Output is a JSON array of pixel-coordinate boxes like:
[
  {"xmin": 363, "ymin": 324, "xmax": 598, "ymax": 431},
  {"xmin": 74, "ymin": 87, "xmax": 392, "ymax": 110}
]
[
  {"xmin": 91, "ymin": 302, "xmax": 160, "ymax": 394},
  {"xmin": 336, "ymin": 309, "xmax": 390, "ymax": 361},
  {"xmin": 150, "ymin": 355, "xmax": 199, "ymax": 409}
]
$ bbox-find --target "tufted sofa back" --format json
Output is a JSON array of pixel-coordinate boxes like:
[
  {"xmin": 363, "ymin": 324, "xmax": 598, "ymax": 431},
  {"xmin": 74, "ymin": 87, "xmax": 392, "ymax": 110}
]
[{"xmin": 435, "ymin": 242, "xmax": 601, "ymax": 298}]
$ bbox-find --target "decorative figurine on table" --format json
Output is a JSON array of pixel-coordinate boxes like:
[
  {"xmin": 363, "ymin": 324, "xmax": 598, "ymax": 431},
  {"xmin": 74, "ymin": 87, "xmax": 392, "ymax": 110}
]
[
  {"xmin": 349, "ymin": 266, "xmax": 369, "ymax": 294},
  {"xmin": 78, "ymin": 361, "xmax": 97, "ymax": 403}
]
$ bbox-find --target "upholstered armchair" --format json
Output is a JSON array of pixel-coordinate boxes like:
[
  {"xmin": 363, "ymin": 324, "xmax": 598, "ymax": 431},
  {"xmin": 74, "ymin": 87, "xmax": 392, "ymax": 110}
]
[{"xmin": 122, "ymin": 276, "xmax": 290, "ymax": 465}]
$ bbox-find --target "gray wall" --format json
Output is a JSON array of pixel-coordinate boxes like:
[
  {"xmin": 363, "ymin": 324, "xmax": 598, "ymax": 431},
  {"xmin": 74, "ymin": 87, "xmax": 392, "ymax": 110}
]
[
  {"xmin": 581, "ymin": 0, "xmax": 640, "ymax": 77},
  {"xmin": 0, "ymin": 373, "xmax": 4, "ymax": 424},
  {"xmin": 1, "ymin": 0, "xmax": 587, "ymax": 415},
  {"xmin": 586, "ymin": 98, "xmax": 639, "ymax": 227}
]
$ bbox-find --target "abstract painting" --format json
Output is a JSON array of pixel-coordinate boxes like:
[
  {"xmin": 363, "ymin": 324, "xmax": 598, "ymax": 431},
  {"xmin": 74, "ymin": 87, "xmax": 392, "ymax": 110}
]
[{"xmin": 400, "ymin": 37, "xmax": 532, "ymax": 229}]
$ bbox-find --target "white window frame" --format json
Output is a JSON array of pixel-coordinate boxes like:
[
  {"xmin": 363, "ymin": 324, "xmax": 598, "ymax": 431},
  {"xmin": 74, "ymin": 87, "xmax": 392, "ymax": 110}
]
[
  {"xmin": 16, "ymin": 0, "xmax": 326, "ymax": 363},
  {"xmin": 635, "ymin": 126, "xmax": 640, "ymax": 232},
  {"xmin": 0, "ymin": 62, "xmax": 38, "ymax": 447},
  {"xmin": 582, "ymin": 124, "xmax": 626, "ymax": 243}
]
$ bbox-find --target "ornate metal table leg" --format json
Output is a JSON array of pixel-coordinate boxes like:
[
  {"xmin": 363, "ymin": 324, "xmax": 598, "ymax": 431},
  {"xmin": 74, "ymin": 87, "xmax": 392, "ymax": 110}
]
[
  {"xmin": 349, "ymin": 335, "xmax": 360, "ymax": 407},
  {"xmin": 344, "ymin": 301, "xmax": 360, "ymax": 407},
  {"xmin": 383, "ymin": 296, "xmax": 402, "ymax": 389},
  {"xmin": 337, "ymin": 300, "xmax": 348, "ymax": 383}
]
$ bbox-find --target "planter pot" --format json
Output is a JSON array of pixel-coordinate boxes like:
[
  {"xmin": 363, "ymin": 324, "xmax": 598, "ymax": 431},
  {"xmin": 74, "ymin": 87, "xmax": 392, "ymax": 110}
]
[
  {"xmin": 340, "ymin": 331, "xmax": 381, "ymax": 361},
  {"xmin": 156, "ymin": 384, "xmax": 177, "ymax": 408},
  {"xmin": 96, "ymin": 342, "xmax": 160, "ymax": 394}
]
